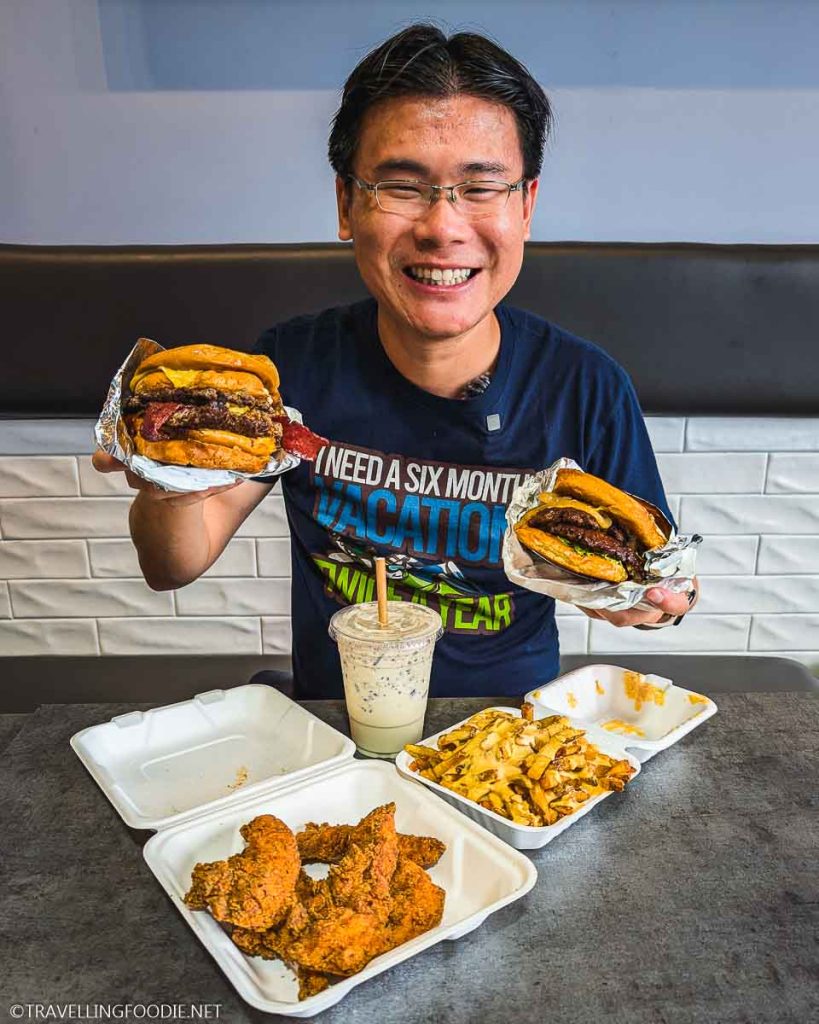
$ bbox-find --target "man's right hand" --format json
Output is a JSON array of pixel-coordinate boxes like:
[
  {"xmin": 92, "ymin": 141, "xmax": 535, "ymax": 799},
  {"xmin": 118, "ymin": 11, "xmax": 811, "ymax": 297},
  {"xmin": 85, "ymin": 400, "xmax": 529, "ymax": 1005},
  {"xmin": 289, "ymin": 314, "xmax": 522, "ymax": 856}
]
[
  {"xmin": 91, "ymin": 449, "xmax": 273, "ymax": 589},
  {"xmin": 91, "ymin": 450, "xmax": 242, "ymax": 507}
]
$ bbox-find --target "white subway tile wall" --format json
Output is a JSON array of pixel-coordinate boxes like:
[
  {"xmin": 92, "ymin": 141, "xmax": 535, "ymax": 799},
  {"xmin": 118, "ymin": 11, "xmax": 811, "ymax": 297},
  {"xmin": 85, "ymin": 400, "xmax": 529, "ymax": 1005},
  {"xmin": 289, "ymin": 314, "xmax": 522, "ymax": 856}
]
[{"xmin": 0, "ymin": 416, "xmax": 817, "ymax": 674}]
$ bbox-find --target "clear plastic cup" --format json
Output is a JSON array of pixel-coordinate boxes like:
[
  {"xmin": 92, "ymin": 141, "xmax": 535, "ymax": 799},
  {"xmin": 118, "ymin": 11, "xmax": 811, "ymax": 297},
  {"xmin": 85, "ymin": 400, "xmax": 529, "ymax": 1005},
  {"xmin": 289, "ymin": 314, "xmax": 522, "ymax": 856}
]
[{"xmin": 328, "ymin": 601, "xmax": 444, "ymax": 758}]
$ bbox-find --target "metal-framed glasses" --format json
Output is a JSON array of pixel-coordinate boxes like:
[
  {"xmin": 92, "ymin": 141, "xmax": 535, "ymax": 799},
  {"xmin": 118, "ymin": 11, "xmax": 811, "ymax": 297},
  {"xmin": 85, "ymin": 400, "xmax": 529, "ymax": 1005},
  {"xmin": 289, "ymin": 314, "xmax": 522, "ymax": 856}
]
[{"xmin": 348, "ymin": 176, "xmax": 526, "ymax": 220}]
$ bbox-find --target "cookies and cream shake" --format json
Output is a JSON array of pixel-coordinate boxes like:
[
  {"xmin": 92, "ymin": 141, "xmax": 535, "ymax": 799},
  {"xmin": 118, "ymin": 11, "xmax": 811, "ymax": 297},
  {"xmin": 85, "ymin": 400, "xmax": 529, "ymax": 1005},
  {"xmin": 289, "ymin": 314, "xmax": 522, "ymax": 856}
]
[{"xmin": 329, "ymin": 601, "xmax": 443, "ymax": 757}]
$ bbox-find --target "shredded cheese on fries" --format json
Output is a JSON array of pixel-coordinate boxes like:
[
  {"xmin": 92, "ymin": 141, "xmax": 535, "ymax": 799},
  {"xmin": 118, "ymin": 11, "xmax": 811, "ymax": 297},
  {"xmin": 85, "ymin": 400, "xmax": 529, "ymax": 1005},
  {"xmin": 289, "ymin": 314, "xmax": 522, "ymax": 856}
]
[{"xmin": 405, "ymin": 706, "xmax": 635, "ymax": 828}]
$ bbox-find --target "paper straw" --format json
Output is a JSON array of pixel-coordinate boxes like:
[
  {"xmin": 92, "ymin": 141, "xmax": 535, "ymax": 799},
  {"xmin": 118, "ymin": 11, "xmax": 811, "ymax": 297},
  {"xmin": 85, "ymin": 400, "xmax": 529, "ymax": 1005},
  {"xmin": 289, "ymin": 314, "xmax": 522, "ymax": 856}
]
[{"xmin": 375, "ymin": 557, "xmax": 388, "ymax": 626}]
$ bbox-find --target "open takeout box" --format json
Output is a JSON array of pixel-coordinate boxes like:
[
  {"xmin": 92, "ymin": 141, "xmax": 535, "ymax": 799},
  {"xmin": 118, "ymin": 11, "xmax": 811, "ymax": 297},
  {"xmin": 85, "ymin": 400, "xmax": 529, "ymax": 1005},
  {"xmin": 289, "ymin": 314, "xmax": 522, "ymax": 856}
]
[
  {"xmin": 525, "ymin": 664, "xmax": 718, "ymax": 763},
  {"xmin": 395, "ymin": 664, "xmax": 717, "ymax": 850},
  {"xmin": 70, "ymin": 684, "xmax": 537, "ymax": 1017}
]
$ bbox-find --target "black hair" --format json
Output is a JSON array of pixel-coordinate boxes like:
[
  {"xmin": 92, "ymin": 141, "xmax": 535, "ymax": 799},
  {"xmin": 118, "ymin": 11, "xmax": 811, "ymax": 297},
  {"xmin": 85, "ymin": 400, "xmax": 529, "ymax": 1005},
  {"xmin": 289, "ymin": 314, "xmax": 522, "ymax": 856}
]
[{"xmin": 328, "ymin": 23, "xmax": 552, "ymax": 182}]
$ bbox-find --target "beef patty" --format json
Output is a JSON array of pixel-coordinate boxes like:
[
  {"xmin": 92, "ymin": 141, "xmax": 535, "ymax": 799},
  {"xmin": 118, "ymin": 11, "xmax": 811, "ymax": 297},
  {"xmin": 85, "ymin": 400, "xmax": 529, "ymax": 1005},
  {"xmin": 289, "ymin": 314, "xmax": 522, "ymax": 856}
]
[
  {"xmin": 135, "ymin": 400, "xmax": 282, "ymax": 441},
  {"xmin": 126, "ymin": 387, "xmax": 275, "ymax": 411},
  {"xmin": 162, "ymin": 403, "xmax": 281, "ymax": 439},
  {"xmin": 529, "ymin": 507, "xmax": 646, "ymax": 580}
]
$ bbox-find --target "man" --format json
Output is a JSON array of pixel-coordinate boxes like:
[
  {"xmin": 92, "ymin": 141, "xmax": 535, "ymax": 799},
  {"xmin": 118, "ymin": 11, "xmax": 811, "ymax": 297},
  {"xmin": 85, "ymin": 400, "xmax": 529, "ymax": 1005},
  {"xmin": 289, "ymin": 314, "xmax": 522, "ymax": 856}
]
[{"xmin": 94, "ymin": 24, "xmax": 697, "ymax": 698}]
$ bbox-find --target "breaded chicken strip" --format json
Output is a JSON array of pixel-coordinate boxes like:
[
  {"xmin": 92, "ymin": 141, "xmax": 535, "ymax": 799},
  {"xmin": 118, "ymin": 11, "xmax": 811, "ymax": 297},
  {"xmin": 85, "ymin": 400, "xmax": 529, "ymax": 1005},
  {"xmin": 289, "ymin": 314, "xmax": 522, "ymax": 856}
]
[
  {"xmin": 297, "ymin": 821, "xmax": 446, "ymax": 869},
  {"xmin": 184, "ymin": 814, "xmax": 299, "ymax": 930}
]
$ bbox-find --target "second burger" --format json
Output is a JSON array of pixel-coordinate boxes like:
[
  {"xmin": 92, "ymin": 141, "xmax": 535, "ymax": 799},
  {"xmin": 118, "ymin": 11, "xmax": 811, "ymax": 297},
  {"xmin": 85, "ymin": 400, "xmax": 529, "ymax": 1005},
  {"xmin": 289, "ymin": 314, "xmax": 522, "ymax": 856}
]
[{"xmin": 513, "ymin": 468, "xmax": 670, "ymax": 584}]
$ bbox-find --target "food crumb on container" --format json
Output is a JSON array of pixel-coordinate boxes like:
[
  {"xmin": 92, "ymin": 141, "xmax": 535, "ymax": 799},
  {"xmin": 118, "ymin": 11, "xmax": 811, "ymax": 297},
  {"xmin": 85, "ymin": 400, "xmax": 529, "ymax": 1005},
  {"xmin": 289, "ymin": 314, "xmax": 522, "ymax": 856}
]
[{"xmin": 228, "ymin": 766, "xmax": 249, "ymax": 790}]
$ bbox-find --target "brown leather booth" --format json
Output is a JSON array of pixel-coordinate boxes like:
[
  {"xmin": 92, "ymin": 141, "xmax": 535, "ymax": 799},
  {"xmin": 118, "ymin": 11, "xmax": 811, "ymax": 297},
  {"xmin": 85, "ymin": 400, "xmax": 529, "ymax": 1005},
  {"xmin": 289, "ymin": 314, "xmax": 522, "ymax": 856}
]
[{"xmin": 3, "ymin": 241, "xmax": 819, "ymax": 417}]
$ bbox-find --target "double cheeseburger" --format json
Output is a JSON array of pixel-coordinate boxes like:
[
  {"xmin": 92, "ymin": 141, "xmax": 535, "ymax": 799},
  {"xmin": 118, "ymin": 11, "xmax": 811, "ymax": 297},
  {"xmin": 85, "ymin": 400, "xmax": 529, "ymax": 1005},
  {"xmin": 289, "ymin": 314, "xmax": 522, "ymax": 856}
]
[
  {"xmin": 514, "ymin": 468, "xmax": 669, "ymax": 583},
  {"xmin": 124, "ymin": 344, "xmax": 284, "ymax": 474}
]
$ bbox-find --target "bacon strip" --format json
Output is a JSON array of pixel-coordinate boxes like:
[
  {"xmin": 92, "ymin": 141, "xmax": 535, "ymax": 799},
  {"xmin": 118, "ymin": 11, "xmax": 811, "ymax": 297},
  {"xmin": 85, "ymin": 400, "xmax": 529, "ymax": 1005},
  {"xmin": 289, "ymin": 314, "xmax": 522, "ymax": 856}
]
[
  {"xmin": 142, "ymin": 402, "xmax": 183, "ymax": 441},
  {"xmin": 274, "ymin": 416, "xmax": 328, "ymax": 461}
]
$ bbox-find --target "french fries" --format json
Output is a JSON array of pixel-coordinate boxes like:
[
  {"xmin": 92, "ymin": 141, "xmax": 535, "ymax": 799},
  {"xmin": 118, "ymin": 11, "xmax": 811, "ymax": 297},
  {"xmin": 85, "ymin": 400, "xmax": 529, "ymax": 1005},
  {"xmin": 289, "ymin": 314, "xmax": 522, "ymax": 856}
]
[{"xmin": 405, "ymin": 707, "xmax": 635, "ymax": 828}]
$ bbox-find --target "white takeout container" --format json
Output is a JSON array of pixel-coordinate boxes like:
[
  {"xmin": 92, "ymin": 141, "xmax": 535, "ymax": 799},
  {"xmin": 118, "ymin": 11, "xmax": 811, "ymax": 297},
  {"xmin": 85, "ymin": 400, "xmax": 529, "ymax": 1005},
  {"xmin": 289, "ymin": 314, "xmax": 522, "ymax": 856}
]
[
  {"xmin": 71, "ymin": 684, "xmax": 536, "ymax": 1017},
  {"xmin": 525, "ymin": 663, "xmax": 718, "ymax": 763},
  {"xmin": 395, "ymin": 706, "xmax": 642, "ymax": 851},
  {"xmin": 70, "ymin": 684, "xmax": 356, "ymax": 829}
]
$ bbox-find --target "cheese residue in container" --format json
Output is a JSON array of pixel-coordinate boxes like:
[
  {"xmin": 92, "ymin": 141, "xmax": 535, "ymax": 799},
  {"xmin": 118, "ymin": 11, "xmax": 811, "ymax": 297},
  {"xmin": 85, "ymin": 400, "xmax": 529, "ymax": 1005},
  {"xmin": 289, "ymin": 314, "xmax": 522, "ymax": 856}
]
[
  {"xmin": 228, "ymin": 766, "xmax": 249, "ymax": 790},
  {"xmin": 688, "ymin": 693, "xmax": 708, "ymax": 705},
  {"xmin": 567, "ymin": 691, "xmax": 578, "ymax": 709},
  {"xmin": 624, "ymin": 670, "xmax": 666, "ymax": 711},
  {"xmin": 602, "ymin": 719, "xmax": 646, "ymax": 738},
  {"xmin": 595, "ymin": 680, "xmax": 606, "ymax": 696}
]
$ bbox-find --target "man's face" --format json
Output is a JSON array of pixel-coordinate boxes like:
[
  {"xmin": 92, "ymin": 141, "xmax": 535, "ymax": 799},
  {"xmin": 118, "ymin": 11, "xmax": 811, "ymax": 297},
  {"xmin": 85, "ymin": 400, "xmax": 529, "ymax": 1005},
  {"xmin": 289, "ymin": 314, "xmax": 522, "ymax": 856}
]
[{"xmin": 336, "ymin": 94, "xmax": 539, "ymax": 344}]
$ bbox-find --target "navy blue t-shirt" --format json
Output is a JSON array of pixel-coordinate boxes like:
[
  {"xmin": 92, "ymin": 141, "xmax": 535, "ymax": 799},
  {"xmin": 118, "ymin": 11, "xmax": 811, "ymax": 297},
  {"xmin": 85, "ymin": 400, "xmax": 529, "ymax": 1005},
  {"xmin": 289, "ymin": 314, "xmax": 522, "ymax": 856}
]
[{"xmin": 254, "ymin": 298, "xmax": 674, "ymax": 700}]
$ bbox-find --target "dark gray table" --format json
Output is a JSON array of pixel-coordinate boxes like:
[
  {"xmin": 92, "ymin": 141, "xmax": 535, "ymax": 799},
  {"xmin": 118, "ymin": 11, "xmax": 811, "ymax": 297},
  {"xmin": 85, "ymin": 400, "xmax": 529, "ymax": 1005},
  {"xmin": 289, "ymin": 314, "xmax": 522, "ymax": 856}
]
[
  {"xmin": 2, "ymin": 654, "xmax": 815, "ymax": 711},
  {"xmin": 1, "ymin": 690, "xmax": 817, "ymax": 1024}
]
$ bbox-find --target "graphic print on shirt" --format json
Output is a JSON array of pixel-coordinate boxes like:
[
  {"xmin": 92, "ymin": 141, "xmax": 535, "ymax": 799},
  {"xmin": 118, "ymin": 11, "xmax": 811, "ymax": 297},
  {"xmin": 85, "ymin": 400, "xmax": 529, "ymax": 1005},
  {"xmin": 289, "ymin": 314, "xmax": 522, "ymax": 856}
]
[{"xmin": 309, "ymin": 442, "xmax": 533, "ymax": 634}]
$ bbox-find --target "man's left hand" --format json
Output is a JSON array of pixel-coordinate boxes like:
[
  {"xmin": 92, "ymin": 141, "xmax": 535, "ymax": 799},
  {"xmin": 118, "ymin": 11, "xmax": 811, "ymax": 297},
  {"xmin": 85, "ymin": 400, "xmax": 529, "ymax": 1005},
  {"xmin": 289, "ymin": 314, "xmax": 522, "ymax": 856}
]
[{"xmin": 579, "ymin": 583, "xmax": 697, "ymax": 628}]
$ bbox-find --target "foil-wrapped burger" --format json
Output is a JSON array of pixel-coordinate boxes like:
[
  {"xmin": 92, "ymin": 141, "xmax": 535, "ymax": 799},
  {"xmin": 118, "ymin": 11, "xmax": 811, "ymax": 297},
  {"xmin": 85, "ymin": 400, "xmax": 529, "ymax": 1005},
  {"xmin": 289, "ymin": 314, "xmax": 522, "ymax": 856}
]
[
  {"xmin": 514, "ymin": 468, "xmax": 670, "ymax": 584},
  {"xmin": 123, "ymin": 344, "xmax": 286, "ymax": 475}
]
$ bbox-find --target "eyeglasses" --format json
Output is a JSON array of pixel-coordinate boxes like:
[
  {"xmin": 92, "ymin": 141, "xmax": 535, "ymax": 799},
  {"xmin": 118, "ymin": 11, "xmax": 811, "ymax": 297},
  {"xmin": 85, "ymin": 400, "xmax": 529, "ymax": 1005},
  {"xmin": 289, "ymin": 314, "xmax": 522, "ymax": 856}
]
[{"xmin": 348, "ymin": 176, "xmax": 526, "ymax": 220}]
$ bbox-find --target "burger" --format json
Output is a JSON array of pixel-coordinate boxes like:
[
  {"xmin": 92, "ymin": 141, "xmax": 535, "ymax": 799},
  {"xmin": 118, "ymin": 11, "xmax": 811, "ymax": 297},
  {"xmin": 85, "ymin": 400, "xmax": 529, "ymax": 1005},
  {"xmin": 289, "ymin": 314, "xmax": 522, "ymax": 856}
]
[
  {"xmin": 514, "ymin": 468, "xmax": 669, "ymax": 583},
  {"xmin": 124, "ymin": 344, "xmax": 284, "ymax": 474}
]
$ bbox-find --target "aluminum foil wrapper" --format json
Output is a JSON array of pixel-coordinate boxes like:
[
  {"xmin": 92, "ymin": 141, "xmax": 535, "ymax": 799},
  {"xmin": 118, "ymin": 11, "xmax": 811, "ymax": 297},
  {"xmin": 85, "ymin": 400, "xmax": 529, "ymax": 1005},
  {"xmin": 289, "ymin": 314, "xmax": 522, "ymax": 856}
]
[
  {"xmin": 95, "ymin": 338, "xmax": 303, "ymax": 493},
  {"xmin": 502, "ymin": 457, "xmax": 702, "ymax": 612}
]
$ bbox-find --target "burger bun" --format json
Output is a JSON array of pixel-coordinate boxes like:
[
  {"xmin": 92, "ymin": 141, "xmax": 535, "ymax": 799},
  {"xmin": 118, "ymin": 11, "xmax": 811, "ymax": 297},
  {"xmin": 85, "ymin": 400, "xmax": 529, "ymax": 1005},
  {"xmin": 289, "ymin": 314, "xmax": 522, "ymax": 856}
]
[{"xmin": 552, "ymin": 468, "xmax": 668, "ymax": 550}]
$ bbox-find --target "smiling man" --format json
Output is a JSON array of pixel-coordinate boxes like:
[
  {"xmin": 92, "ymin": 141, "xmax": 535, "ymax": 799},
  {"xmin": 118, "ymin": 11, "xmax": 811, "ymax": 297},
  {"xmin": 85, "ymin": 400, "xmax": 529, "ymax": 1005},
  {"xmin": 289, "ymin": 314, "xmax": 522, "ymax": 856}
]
[{"xmin": 94, "ymin": 24, "xmax": 697, "ymax": 698}]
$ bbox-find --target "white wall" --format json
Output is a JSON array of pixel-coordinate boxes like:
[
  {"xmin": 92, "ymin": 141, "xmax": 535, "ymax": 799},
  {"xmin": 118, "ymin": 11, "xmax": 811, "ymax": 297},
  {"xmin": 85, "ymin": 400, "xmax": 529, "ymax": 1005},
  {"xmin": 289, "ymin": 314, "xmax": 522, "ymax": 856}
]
[{"xmin": 2, "ymin": 0, "xmax": 818, "ymax": 244}]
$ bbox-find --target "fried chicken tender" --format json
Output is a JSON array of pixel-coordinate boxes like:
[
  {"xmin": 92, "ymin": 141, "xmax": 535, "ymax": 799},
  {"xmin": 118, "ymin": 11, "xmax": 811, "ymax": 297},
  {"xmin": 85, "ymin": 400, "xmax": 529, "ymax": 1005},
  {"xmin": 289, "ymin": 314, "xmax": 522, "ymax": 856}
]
[
  {"xmin": 240, "ymin": 856, "xmax": 445, "ymax": 981},
  {"xmin": 184, "ymin": 814, "xmax": 299, "ymax": 930},
  {"xmin": 284, "ymin": 907, "xmax": 388, "ymax": 976},
  {"xmin": 296, "ymin": 970, "xmax": 333, "ymax": 1000},
  {"xmin": 325, "ymin": 803, "xmax": 399, "ymax": 919},
  {"xmin": 193, "ymin": 804, "xmax": 447, "ymax": 1001},
  {"xmin": 232, "ymin": 805, "xmax": 399, "ymax": 979},
  {"xmin": 383, "ymin": 857, "xmax": 446, "ymax": 947},
  {"xmin": 297, "ymin": 822, "xmax": 446, "ymax": 869}
]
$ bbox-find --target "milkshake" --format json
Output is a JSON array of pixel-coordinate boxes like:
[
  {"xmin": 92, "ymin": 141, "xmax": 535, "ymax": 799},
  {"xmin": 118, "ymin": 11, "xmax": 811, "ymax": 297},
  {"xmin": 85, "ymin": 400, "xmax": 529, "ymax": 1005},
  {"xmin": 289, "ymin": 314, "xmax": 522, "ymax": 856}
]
[{"xmin": 328, "ymin": 601, "xmax": 443, "ymax": 758}]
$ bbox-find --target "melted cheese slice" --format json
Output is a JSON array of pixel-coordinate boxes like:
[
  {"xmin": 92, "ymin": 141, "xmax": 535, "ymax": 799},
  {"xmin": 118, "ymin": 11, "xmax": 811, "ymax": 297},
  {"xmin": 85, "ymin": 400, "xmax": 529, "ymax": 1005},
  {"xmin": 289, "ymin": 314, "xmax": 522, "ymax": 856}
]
[
  {"xmin": 159, "ymin": 368, "xmax": 200, "ymax": 388},
  {"xmin": 158, "ymin": 366, "xmax": 267, "ymax": 395},
  {"xmin": 535, "ymin": 492, "xmax": 613, "ymax": 529},
  {"xmin": 131, "ymin": 366, "xmax": 269, "ymax": 397}
]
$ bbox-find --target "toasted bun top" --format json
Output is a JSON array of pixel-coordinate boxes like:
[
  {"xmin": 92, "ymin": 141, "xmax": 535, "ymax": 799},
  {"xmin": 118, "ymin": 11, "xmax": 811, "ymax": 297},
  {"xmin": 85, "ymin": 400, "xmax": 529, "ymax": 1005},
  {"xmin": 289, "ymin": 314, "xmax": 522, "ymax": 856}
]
[
  {"xmin": 552, "ymin": 468, "xmax": 668, "ymax": 550},
  {"xmin": 131, "ymin": 343, "xmax": 279, "ymax": 395}
]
